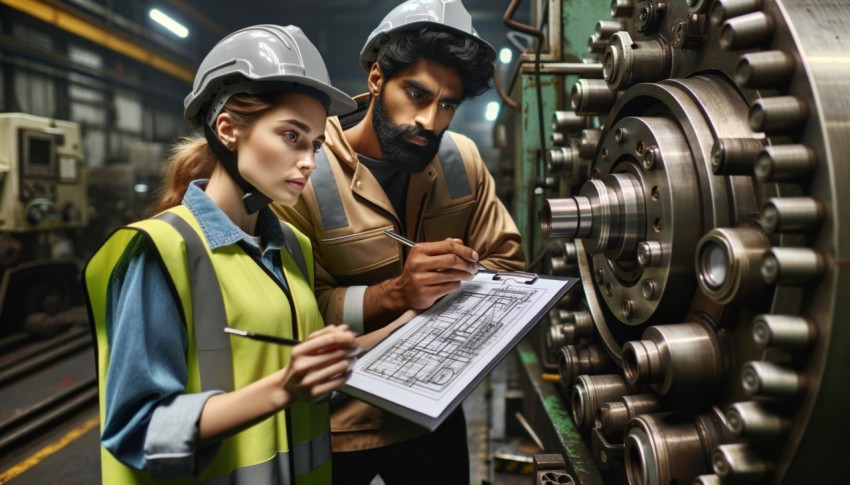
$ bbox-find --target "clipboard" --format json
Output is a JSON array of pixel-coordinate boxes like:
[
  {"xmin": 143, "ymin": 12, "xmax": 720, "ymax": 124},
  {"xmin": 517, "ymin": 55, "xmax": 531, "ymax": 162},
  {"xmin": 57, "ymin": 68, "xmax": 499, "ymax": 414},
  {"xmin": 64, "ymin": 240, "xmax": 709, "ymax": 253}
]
[
  {"xmin": 340, "ymin": 271, "xmax": 579, "ymax": 431},
  {"xmin": 490, "ymin": 270, "xmax": 539, "ymax": 284}
]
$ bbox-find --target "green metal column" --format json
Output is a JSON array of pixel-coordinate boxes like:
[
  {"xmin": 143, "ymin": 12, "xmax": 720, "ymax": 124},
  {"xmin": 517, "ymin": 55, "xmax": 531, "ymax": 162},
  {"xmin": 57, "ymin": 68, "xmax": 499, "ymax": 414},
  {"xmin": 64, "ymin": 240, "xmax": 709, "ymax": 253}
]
[
  {"xmin": 511, "ymin": 0, "xmax": 610, "ymax": 264},
  {"xmin": 562, "ymin": 0, "xmax": 609, "ymax": 59},
  {"xmin": 506, "ymin": 2, "xmax": 620, "ymax": 484},
  {"xmin": 513, "ymin": 73, "xmax": 563, "ymax": 261}
]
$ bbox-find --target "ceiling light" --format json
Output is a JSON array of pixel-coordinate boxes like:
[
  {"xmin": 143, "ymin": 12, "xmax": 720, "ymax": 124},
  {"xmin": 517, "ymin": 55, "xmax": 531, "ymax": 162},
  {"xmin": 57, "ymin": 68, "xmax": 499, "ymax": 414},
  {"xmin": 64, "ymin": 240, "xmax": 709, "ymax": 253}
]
[
  {"xmin": 149, "ymin": 8, "xmax": 188, "ymax": 39},
  {"xmin": 485, "ymin": 101, "xmax": 500, "ymax": 121},
  {"xmin": 499, "ymin": 47, "xmax": 513, "ymax": 64}
]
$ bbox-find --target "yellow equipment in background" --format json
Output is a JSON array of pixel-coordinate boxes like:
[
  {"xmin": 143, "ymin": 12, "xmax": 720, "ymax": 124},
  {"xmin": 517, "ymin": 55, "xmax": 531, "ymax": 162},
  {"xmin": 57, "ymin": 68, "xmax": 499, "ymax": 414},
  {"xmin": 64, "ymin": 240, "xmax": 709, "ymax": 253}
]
[
  {"xmin": 0, "ymin": 113, "xmax": 88, "ymax": 335},
  {"xmin": 0, "ymin": 113, "xmax": 87, "ymax": 232}
]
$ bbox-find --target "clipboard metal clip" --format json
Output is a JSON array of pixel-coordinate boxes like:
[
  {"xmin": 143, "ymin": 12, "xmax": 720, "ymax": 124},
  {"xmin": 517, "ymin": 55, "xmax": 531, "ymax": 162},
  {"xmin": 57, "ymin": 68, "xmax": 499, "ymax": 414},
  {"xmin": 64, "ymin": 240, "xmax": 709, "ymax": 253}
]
[{"xmin": 492, "ymin": 270, "xmax": 539, "ymax": 284}]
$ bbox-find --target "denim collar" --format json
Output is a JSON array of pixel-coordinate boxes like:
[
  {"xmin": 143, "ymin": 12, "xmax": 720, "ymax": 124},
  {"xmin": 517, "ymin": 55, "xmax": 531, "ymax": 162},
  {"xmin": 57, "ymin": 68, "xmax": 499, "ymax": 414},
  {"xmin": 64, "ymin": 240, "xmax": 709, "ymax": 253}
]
[{"xmin": 181, "ymin": 180, "xmax": 285, "ymax": 253}]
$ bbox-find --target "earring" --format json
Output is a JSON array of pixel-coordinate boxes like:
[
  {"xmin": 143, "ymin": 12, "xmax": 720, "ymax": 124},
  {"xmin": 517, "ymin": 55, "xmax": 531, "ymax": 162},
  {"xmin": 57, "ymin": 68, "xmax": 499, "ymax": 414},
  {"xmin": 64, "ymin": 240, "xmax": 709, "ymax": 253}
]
[{"xmin": 219, "ymin": 138, "xmax": 233, "ymax": 152}]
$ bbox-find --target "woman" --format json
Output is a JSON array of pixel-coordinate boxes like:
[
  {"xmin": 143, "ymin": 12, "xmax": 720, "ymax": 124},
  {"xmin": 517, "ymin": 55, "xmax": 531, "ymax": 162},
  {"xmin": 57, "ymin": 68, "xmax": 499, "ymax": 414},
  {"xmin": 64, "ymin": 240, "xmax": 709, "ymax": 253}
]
[{"xmin": 83, "ymin": 25, "xmax": 359, "ymax": 483}]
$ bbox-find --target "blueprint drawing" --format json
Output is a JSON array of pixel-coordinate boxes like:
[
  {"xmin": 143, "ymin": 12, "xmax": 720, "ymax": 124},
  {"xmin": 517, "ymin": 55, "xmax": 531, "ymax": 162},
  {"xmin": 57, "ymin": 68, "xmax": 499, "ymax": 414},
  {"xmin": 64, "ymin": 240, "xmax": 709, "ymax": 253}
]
[
  {"xmin": 358, "ymin": 281, "xmax": 540, "ymax": 398},
  {"xmin": 342, "ymin": 272, "xmax": 576, "ymax": 429}
]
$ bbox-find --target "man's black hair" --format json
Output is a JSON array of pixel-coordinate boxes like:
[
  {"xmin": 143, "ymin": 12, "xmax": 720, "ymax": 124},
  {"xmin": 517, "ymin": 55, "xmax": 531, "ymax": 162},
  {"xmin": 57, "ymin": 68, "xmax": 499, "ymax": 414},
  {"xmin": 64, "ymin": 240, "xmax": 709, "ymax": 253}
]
[{"xmin": 376, "ymin": 28, "xmax": 495, "ymax": 100}]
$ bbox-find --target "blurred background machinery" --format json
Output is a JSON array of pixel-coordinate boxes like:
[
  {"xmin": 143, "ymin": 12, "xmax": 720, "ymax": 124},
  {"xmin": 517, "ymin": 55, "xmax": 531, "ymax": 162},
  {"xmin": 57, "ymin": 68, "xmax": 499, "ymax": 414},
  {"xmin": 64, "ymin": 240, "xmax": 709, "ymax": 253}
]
[
  {"xmin": 496, "ymin": 0, "xmax": 850, "ymax": 484},
  {"xmin": 0, "ymin": 113, "xmax": 97, "ymax": 459},
  {"xmin": 0, "ymin": 113, "xmax": 88, "ymax": 334}
]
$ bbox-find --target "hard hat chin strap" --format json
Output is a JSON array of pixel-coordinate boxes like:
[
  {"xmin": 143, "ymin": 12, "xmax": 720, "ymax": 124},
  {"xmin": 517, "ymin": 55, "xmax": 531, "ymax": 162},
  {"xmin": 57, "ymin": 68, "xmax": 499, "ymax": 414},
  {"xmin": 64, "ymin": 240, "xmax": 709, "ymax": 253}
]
[{"xmin": 203, "ymin": 122, "xmax": 271, "ymax": 214}]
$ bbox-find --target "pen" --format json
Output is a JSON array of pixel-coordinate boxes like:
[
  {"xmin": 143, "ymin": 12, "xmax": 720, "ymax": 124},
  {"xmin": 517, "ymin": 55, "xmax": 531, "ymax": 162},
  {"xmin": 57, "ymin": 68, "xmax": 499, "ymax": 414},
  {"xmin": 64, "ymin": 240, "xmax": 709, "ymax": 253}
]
[
  {"xmin": 224, "ymin": 327, "xmax": 366, "ymax": 358},
  {"xmin": 225, "ymin": 327, "xmax": 299, "ymax": 345},
  {"xmin": 383, "ymin": 230, "xmax": 488, "ymax": 271}
]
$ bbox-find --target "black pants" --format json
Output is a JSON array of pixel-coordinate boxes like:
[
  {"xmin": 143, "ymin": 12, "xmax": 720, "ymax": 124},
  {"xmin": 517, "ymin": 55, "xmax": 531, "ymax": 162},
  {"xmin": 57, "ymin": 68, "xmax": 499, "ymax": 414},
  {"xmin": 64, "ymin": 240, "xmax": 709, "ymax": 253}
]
[{"xmin": 331, "ymin": 408, "xmax": 469, "ymax": 485}]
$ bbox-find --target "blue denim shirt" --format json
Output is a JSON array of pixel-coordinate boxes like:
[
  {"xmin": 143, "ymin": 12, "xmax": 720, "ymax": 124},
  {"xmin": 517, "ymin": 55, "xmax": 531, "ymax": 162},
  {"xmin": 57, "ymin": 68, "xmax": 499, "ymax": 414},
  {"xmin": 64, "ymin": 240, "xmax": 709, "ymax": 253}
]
[{"xmin": 101, "ymin": 180, "xmax": 289, "ymax": 479}]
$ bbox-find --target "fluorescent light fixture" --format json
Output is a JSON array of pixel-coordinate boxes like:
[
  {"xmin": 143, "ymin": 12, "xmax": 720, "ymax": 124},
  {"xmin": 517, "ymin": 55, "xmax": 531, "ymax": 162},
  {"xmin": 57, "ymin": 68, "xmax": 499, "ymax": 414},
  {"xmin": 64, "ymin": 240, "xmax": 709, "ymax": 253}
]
[
  {"xmin": 499, "ymin": 47, "xmax": 513, "ymax": 64},
  {"xmin": 485, "ymin": 101, "xmax": 500, "ymax": 121},
  {"xmin": 149, "ymin": 8, "xmax": 188, "ymax": 38}
]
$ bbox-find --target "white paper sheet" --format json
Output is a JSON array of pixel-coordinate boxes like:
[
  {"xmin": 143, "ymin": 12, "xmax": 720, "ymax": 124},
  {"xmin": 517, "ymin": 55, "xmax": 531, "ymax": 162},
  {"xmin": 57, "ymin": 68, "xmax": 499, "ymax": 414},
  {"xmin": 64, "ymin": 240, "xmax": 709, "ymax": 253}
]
[{"xmin": 341, "ymin": 271, "xmax": 577, "ymax": 429}]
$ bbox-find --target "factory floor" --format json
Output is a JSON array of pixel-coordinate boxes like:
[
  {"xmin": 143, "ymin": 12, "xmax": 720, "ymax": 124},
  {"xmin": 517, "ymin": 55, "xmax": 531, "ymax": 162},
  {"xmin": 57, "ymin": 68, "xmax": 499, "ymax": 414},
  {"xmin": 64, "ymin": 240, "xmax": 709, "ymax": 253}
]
[{"xmin": 0, "ymin": 358, "xmax": 538, "ymax": 485}]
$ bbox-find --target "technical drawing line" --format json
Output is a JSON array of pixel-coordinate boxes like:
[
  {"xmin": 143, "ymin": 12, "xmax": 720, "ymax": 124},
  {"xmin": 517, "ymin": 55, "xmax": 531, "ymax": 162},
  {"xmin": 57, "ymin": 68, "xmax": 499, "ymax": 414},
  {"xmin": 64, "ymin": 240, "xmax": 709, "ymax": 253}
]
[{"xmin": 359, "ymin": 282, "xmax": 541, "ymax": 397}]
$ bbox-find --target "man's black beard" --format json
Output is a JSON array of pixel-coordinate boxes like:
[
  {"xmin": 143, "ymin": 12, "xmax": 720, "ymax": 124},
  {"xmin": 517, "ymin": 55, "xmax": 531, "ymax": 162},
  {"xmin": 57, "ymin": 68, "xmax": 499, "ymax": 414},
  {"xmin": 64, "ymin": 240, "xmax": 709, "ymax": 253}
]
[{"xmin": 371, "ymin": 90, "xmax": 443, "ymax": 172}]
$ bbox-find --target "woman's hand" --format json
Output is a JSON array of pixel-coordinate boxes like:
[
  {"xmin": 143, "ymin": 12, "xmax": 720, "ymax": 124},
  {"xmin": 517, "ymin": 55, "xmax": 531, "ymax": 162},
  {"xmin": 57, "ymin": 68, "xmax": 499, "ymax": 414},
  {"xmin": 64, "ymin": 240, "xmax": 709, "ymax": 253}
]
[
  {"xmin": 281, "ymin": 324, "xmax": 358, "ymax": 402},
  {"xmin": 198, "ymin": 324, "xmax": 357, "ymax": 445}
]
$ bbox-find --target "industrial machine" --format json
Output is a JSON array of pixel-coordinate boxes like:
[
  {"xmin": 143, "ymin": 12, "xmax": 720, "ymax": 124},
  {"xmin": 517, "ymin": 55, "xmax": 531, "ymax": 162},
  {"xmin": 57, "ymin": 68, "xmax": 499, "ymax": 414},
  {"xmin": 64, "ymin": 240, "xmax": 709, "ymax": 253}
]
[
  {"xmin": 499, "ymin": 1, "xmax": 850, "ymax": 484},
  {"xmin": 0, "ymin": 113, "xmax": 88, "ymax": 334}
]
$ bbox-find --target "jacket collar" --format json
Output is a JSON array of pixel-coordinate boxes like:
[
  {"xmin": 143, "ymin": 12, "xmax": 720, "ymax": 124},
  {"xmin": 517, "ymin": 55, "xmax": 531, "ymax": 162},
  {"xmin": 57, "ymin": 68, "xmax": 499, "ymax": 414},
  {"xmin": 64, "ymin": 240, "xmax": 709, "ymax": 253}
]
[
  {"xmin": 322, "ymin": 95, "xmax": 443, "ymax": 226},
  {"xmin": 182, "ymin": 180, "xmax": 285, "ymax": 252},
  {"xmin": 323, "ymin": 91, "xmax": 371, "ymax": 170}
]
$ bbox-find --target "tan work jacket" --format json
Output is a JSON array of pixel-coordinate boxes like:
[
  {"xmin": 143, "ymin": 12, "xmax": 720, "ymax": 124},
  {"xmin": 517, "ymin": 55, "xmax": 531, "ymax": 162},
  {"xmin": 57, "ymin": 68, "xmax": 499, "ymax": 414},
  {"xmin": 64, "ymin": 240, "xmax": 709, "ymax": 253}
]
[{"xmin": 274, "ymin": 112, "xmax": 525, "ymax": 451}]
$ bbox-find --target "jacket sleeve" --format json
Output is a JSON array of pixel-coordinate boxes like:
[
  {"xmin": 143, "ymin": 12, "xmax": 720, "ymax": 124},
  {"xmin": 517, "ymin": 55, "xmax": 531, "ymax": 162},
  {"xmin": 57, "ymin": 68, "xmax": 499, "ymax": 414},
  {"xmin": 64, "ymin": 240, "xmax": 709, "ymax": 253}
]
[
  {"xmin": 456, "ymin": 134, "xmax": 526, "ymax": 272},
  {"xmin": 274, "ymin": 196, "xmax": 348, "ymax": 326},
  {"xmin": 102, "ymin": 236, "xmax": 222, "ymax": 478}
]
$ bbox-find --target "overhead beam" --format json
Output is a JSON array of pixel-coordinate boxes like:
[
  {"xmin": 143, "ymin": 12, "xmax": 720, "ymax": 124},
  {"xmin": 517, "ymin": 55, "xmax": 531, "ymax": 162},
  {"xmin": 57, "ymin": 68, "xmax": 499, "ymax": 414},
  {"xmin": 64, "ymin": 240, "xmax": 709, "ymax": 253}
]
[{"xmin": 0, "ymin": 0, "xmax": 193, "ymax": 84}]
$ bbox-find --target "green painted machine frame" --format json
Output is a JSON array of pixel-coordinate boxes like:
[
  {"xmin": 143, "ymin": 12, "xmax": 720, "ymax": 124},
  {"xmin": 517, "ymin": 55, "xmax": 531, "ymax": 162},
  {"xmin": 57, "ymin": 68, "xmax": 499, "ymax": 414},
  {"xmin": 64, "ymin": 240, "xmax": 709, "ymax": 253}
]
[
  {"xmin": 506, "ymin": 0, "xmax": 610, "ymax": 263},
  {"xmin": 497, "ymin": 2, "xmax": 614, "ymax": 483}
]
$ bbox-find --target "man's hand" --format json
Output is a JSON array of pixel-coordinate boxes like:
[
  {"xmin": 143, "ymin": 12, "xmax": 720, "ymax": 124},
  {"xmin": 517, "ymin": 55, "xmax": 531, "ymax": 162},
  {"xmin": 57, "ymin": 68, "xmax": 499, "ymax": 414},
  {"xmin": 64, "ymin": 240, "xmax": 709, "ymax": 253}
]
[
  {"xmin": 364, "ymin": 238, "xmax": 480, "ymax": 327},
  {"xmin": 396, "ymin": 238, "xmax": 480, "ymax": 308}
]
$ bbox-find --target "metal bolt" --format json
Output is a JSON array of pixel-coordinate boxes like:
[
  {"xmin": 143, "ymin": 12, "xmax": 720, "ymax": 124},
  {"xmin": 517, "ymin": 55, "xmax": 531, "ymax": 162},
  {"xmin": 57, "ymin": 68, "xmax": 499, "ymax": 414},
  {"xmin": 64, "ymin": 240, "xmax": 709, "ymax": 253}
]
[
  {"xmin": 637, "ymin": 241, "xmax": 663, "ymax": 267},
  {"xmin": 637, "ymin": 1, "xmax": 665, "ymax": 34},
  {"xmin": 615, "ymin": 127, "xmax": 628, "ymax": 143},
  {"xmin": 621, "ymin": 299, "xmax": 634, "ymax": 319},
  {"xmin": 610, "ymin": 0, "xmax": 634, "ymax": 18},
  {"xmin": 643, "ymin": 146, "xmax": 660, "ymax": 170},
  {"xmin": 595, "ymin": 268, "xmax": 605, "ymax": 284},
  {"xmin": 642, "ymin": 279, "xmax": 657, "ymax": 300}
]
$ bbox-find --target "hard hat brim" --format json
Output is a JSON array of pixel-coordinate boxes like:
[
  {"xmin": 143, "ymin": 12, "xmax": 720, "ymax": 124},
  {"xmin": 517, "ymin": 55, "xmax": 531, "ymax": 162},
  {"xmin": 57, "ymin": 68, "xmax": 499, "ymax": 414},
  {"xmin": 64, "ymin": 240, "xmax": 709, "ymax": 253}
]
[
  {"xmin": 286, "ymin": 75, "xmax": 357, "ymax": 117},
  {"xmin": 184, "ymin": 74, "xmax": 357, "ymax": 129}
]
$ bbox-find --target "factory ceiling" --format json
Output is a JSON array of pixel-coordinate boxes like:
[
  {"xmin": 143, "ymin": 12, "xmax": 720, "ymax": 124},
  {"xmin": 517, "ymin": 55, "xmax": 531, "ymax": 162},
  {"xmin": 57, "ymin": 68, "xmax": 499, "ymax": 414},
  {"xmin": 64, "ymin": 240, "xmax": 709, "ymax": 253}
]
[{"xmin": 104, "ymin": 0, "xmax": 532, "ymax": 96}]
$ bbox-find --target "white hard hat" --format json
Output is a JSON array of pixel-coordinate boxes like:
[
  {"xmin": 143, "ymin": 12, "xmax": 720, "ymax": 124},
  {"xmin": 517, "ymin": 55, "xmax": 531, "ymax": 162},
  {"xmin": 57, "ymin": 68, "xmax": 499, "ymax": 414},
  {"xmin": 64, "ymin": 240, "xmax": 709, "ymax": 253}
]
[
  {"xmin": 359, "ymin": 0, "xmax": 496, "ymax": 71},
  {"xmin": 184, "ymin": 24, "xmax": 356, "ymax": 129}
]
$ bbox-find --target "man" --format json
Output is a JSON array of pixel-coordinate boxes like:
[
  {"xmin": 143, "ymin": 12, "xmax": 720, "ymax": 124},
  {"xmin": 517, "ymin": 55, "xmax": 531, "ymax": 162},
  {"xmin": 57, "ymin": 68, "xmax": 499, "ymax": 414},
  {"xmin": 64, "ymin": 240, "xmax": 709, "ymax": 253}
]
[{"xmin": 274, "ymin": 1, "xmax": 525, "ymax": 483}]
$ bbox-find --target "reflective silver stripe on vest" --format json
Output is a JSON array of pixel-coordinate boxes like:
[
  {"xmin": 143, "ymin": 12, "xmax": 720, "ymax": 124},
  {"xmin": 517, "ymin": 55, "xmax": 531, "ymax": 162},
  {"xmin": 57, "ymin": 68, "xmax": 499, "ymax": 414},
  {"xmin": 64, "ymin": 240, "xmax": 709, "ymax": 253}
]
[
  {"xmin": 204, "ymin": 432, "xmax": 332, "ymax": 485},
  {"xmin": 312, "ymin": 148, "xmax": 349, "ymax": 231},
  {"xmin": 438, "ymin": 134, "xmax": 472, "ymax": 199},
  {"xmin": 279, "ymin": 222, "xmax": 309, "ymax": 282},
  {"xmin": 293, "ymin": 431, "xmax": 331, "ymax": 476},
  {"xmin": 155, "ymin": 212, "xmax": 233, "ymax": 392},
  {"xmin": 206, "ymin": 449, "xmax": 291, "ymax": 485}
]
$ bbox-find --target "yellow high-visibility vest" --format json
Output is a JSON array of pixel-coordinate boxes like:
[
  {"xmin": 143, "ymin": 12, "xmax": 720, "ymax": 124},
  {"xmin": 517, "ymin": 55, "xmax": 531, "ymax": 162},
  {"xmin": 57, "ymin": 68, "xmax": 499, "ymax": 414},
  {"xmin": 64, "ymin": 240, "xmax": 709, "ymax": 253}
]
[{"xmin": 83, "ymin": 204, "xmax": 331, "ymax": 484}]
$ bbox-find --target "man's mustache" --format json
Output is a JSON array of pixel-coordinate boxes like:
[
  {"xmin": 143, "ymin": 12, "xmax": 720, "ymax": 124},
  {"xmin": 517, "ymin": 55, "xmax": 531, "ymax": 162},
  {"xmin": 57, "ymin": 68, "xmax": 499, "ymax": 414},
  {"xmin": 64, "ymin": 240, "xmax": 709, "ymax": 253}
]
[{"xmin": 393, "ymin": 124, "xmax": 439, "ymax": 145}]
